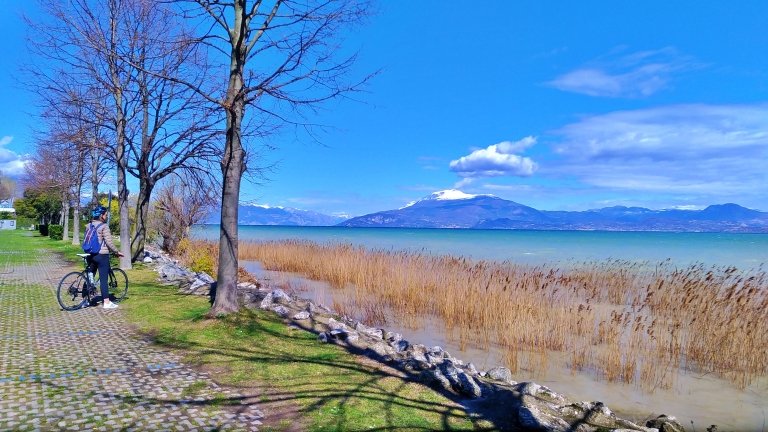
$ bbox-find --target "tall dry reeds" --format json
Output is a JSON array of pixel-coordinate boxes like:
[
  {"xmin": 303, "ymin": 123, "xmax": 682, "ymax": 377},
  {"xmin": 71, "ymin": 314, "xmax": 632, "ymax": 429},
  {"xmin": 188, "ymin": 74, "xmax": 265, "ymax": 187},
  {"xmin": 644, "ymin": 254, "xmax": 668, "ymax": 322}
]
[{"xmin": 190, "ymin": 239, "xmax": 768, "ymax": 390}]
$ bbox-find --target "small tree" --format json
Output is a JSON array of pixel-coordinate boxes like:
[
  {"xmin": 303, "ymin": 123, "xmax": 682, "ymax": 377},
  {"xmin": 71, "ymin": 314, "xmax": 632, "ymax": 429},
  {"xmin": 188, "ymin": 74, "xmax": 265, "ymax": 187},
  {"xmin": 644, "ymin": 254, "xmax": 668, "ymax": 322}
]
[
  {"xmin": 176, "ymin": 0, "xmax": 373, "ymax": 315},
  {"xmin": 154, "ymin": 175, "xmax": 216, "ymax": 254},
  {"xmin": 0, "ymin": 171, "xmax": 16, "ymax": 202}
]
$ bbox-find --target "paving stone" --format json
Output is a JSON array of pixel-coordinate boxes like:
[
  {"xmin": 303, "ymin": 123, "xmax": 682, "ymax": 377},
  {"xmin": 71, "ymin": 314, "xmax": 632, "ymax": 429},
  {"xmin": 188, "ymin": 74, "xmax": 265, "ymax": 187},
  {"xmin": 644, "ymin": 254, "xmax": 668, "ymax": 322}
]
[{"xmin": 0, "ymin": 253, "xmax": 264, "ymax": 430}]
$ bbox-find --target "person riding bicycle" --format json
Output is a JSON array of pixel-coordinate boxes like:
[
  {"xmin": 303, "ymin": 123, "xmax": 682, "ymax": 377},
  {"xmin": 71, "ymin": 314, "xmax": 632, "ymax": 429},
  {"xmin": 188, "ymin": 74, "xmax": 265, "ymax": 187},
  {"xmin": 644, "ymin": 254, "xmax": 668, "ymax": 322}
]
[{"xmin": 86, "ymin": 206, "xmax": 124, "ymax": 309}]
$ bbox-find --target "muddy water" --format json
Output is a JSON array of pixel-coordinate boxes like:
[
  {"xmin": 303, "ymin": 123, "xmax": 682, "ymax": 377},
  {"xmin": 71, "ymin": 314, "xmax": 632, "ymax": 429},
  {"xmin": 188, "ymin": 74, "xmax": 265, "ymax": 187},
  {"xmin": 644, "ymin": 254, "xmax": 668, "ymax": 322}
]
[{"xmin": 243, "ymin": 261, "xmax": 768, "ymax": 431}]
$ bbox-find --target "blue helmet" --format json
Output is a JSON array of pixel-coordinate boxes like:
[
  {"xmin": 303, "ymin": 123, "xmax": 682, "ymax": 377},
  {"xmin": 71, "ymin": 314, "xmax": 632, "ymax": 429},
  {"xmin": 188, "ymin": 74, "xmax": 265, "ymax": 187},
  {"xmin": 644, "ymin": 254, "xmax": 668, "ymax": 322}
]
[{"xmin": 91, "ymin": 206, "xmax": 108, "ymax": 219}]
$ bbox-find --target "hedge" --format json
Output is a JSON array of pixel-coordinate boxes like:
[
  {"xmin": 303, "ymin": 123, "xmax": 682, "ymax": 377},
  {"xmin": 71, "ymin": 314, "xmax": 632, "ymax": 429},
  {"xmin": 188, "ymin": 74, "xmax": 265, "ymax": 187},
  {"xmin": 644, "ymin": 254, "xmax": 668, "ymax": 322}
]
[{"xmin": 48, "ymin": 224, "xmax": 63, "ymax": 241}]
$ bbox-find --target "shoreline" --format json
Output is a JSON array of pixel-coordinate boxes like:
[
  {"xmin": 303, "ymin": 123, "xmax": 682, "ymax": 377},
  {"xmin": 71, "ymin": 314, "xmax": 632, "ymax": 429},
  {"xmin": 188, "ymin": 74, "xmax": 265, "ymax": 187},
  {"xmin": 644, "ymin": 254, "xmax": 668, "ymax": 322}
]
[
  {"xmin": 149, "ymin": 243, "xmax": 720, "ymax": 431},
  {"xmin": 242, "ymin": 260, "xmax": 768, "ymax": 432}
]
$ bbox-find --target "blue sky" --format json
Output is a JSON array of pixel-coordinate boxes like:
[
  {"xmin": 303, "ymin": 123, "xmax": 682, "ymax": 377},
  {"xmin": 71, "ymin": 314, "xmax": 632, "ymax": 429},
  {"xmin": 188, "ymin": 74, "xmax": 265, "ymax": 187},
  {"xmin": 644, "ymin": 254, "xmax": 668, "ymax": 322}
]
[{"xmin": 2, "ymin": 1, "xmax": 768, "ymax": 216}]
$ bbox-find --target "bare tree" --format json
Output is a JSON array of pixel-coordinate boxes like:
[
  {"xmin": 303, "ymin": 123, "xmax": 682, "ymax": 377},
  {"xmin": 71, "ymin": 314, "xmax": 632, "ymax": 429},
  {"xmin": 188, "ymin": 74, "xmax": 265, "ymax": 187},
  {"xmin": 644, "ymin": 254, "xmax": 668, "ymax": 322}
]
[
  {"xmin": 24, "ymin": 0, "xmax": 137, "ymax": 266},
  {"xmin": 26, "ymin": 0, "xmax": 222, "ymax": 263},
  {"xmin": 171, "ymin": 0, "xmax": 373, "ymax": 315},
  {"xmin": 0, "ymin": 172, "xmax": 15, "ymax": 202},
  {"xmin": 154, "ymin": 175, "xmax": 217, "ymax": 254},
  {"xmin": 120, "ymin": 0, "xmax": 221, "ymax": 262}
]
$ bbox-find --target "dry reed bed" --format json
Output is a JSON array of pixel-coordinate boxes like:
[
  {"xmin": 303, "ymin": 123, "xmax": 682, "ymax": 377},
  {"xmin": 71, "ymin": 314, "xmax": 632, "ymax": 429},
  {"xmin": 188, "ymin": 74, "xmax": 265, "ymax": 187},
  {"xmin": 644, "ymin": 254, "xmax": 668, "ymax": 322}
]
[{"xmin": 188, "ymin": 239, "xmax": 768, "ymax": 390}]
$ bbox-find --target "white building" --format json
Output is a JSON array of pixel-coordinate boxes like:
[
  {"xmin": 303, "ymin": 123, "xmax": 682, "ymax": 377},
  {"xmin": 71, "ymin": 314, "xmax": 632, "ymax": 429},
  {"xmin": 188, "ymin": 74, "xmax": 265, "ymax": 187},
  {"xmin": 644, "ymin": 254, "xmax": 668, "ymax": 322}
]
[{"xmin": 0, "ymin": 207, "xmax": 16, "ymax": 230}]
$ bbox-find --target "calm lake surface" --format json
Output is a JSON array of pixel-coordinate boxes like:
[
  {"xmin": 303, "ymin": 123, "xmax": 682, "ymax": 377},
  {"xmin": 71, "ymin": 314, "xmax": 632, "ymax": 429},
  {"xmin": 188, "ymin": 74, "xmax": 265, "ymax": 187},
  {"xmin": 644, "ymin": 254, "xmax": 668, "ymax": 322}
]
[
  {"xmin": 191, "ymin": 225, "xmax": 768, "ymax": 268},
  {"xmin": 192, "ymin": 225, "xmax": 768, "ymax": 430}
]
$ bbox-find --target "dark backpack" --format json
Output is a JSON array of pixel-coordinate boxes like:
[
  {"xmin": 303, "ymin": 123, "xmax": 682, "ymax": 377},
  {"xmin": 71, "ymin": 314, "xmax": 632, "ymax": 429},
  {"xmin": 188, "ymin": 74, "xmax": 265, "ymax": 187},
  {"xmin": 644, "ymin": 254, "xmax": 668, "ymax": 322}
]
[{"xmin": 83, "ymin": 222, "xmax": 104, "ymax": 254}]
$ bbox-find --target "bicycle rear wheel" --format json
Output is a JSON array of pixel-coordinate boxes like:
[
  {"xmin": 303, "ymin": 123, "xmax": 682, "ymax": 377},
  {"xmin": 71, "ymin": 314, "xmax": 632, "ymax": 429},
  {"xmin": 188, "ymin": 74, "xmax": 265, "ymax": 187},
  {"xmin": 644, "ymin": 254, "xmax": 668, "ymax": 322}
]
[
  {"xmin": 108, "ymin": 268, "xmax": 128, "ymax": 302},
  {"xmin": 57, "ymin": 271, "xmax": 89, "ymax": 311}
]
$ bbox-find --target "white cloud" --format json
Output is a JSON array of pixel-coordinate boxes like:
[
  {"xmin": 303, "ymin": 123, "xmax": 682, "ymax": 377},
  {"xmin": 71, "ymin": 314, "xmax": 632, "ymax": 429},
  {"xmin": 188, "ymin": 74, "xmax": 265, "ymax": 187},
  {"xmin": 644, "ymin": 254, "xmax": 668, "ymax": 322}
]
[
  {"xmin": 449, "ymin": 137, "xmax": 538, "ymax": 178},
  {"xmin": 548, "ymin": 47, "xmax": 695, "ymax": 98},
  {"xmin": 0, "ymin": 136, "xmax": 30, "ymax": 177},
  {"xmin": 549, "ymin": 104, "xmax": 768, "ymax": 201},
  {"xmin": 453, "ymin": 178, "xmax": 474, "ymax": 189}
]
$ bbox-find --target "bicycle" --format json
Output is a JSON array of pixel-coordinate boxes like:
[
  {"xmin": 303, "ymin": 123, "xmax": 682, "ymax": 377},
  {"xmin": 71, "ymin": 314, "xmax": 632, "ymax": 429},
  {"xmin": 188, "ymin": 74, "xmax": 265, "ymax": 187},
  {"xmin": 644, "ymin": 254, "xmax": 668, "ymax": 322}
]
[{"xmin": 56, "ymin": 253, "xmax": 129, "ymax": 311}]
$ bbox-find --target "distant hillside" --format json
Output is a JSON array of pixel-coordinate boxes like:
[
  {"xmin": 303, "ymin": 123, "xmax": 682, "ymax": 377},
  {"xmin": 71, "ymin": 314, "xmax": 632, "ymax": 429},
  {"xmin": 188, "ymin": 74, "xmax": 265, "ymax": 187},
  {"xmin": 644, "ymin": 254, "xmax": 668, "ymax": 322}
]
[
  {"xmin": 204, "ymin": 204, "xmax": 346, "ymax": 226},
  {"xmin": 340, "ymin": 190, "xmax": 768, "ymax": 233}
]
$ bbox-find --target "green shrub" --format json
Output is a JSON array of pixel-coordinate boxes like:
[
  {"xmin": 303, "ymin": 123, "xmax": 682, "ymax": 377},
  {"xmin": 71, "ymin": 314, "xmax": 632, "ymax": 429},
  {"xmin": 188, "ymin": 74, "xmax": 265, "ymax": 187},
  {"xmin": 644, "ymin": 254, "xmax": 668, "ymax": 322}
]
[
  {"xmin": 39, "ymin": 224, "xmax": 49, "ymax": 236},
  {"xmin": 48, "ymin": 224, "xmax": 63, "ymax": 241},
  {"xmin": 189, "ymin": 248, "xmax": 216, "ymax": 275},
  {"xmin": 0, "ymin": 212, "xmax": 15, "ymax": 220},
  {"xmin": 15, "ymin": 217, "xmax": 36, "ymax": 230}
]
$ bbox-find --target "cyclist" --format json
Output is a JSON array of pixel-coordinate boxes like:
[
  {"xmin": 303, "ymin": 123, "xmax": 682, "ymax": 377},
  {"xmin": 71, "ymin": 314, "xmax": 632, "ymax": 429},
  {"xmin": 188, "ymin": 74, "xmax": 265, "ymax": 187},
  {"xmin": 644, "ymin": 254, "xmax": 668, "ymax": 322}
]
[{"xmin": 86, "ymin": 206, "xmax": 124, "ymax": 309}]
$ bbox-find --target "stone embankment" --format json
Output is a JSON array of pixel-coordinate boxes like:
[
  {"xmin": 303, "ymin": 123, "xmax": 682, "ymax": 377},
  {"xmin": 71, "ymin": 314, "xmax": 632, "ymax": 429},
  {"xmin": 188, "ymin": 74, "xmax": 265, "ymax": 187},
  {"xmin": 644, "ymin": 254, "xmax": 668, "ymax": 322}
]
[{"xmin": 142, "ymin": 247, "xmax": 715, "ymax": 432}]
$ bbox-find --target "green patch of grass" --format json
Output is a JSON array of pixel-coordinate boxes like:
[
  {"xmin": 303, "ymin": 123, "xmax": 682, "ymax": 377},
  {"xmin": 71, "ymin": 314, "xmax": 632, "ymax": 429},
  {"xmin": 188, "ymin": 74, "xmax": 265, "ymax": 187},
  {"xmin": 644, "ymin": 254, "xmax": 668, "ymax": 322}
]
[
  {"xmin": 182, "ymin": 380, "xmax": 209, "ymax": 397},
  {"xmin": 0, "ymin": 229, "xmax": 84, "ymax": 266},
  {"xmin": 121, "ymin": 267, "xmax": 489, "ymax": 431}
]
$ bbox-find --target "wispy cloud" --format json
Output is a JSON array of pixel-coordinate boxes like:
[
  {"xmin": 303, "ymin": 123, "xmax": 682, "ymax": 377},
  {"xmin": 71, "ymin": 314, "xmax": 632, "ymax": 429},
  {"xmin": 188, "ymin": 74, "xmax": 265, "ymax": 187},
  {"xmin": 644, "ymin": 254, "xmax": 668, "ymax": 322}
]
[
  {"xmin": 449, "ymin": 136, "xmax": 538, "ymax": 179},
  {"xmin": 0, "ymin": 136, "xmax": 29, "ymax": 177},
  {"xmin": 547, "ymin": 47, "xmax": 696, "ymax": 98},
  {"xmin": 549, "ymin": 104, "xmax": 768, "ymax": 201}
]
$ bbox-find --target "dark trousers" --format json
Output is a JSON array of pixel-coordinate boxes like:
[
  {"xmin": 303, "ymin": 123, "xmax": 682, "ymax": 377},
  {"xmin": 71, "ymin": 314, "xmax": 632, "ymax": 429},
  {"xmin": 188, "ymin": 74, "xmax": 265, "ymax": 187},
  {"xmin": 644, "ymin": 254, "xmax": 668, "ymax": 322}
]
[{"xmin": 92, "ymin": 253, "xmax": 111, "ymax": 301}]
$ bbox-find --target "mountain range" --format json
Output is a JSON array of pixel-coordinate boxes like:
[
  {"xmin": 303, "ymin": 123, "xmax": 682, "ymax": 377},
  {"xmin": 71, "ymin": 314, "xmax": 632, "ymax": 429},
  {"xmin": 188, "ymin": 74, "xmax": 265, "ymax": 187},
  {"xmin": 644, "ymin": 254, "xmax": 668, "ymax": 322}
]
[
  {"xmin": 204, "ymin": 190, "xmax": 768, "ymax": 233},
  {"xmin": 204, "ymin": 204, "xmax": 346, "ymax": 226},
  {"xmin": 339, "ymin": 190, "xmax": 768, "ymax": 233}
]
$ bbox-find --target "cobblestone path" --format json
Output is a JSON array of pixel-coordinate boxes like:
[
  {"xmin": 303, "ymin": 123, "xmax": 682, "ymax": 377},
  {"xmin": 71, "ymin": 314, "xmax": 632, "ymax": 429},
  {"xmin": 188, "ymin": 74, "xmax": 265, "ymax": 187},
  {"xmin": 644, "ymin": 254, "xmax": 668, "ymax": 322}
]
[{"xmin": 0, "ymin": 253, "xmax": 263, "ymax": 431}]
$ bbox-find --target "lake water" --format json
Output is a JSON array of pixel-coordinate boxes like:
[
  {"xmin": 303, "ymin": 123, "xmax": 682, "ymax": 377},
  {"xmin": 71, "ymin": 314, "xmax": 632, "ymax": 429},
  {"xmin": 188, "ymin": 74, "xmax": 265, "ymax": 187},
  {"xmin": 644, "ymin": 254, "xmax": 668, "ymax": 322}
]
[
  {"xmin": 191, "ymin": 225, "xmax": 768, "ymax": 269},
  {"xmin": 192, "ymin": 225, "xmax": 768, "ymax": 430}
]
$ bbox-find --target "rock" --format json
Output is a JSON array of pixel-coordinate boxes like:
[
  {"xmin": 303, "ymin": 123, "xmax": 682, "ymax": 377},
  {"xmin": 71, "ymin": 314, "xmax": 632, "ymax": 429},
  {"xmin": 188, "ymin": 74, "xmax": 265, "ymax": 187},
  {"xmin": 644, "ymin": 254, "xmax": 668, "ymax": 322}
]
[
  {"xmin": 521, "ymin": 382, "xmax": 566, "ymax": 404},
  {"xmin": 354, "ymin": 322, "xmax": 384, "ymax": 340},
  {"xmin": 306, "ymin": 302, "xmax": 317, "ymax": 314},
  {"xmin": 271, "ymin": 288, "xmax": 292, "ymax": 304},
  {"xmin": 259, "ymin": 292, "xmax": 274, "ymax": 309},
  {"xmin": 457, "ymin": 370, "xmax": 482, "ymax": 398},
  {"xmin": 142, "ymin": 257, "xmax": 153, "ymax": 263},
  {"xmin": 464, "ymin": 362, "xmax": 478, "ymax": 375},
  {"xmin": 425, "ymin": 351, "xmax": 445, "ymax": 366},
  {"xmin": 518, "ymin": 403, "xmax": 570, "ymax": 432},
  {"xmin": 293, "ymin": 311, "xmax": 310, "ymax": 320},
  {"xmin": 327, "ymin": 328, "xmax": 358, "ymax": 342},
  {"xmin": 647, "ymin": 415, "xmax": 686, "ymax": 432},
  {"xmin": 390, "ymin": 339, "xmax": 409, "ymax": 353},
  {"xmin": 487, "ymin": 366, "xmax": 514, "ymax": 384},
  {"xmin": 271, "ymin": 305, "xmax": 290, "ymax": 317},
  {"xmin": 185, "ymin": 278, "xmax": 211, "ymax": 296},
  {"xmin": 425, "ymin": 367, "xmax": 452, "ymax": 391},
  {"xmin": 408, "ymin": 344, "xmax": 429, "ymax": 363},
  {"xmin": 197, "ymin": 272, "xmax": 215, "ymax": 284},
  {"xmin": 367, "ymin": 341, "xmax": 394, "ymax": 357},
  {"xmin": 318, "ymin": 332, "xmax": 329, "ymax": 343},
  {"xmin": 159, "ymin": 264, "xmax": 192, "ymax": 281},
  {"xmin": 385, "ymin": 331, "xmax": 402, "ymax": 343},
  {"xmin": 327, "ymin": 318, "xmax": 348, "ymax": 331}
]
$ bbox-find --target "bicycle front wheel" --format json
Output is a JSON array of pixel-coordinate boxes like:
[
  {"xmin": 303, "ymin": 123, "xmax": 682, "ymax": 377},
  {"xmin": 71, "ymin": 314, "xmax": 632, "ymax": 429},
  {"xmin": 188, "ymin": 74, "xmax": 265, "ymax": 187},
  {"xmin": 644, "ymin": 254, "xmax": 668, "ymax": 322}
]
[
  {"xmin": 108, "ymin": 268, "xmax": 128, "ymax": 302},
  {"xmin": 57, "ymin": 271, "xmax": 89, "ymax": 311}
]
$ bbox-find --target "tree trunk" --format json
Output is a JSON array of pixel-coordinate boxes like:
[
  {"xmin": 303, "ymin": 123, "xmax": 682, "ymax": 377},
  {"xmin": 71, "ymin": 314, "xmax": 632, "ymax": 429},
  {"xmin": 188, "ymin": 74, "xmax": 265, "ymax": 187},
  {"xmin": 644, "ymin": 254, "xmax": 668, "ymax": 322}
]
[
  {"xmin": 116, "ymin": 146, "xmax": 132, "ymax": 269},
  {"xmin": 72, "ymin": 205, "xmax": 81, "ymax": 245},
  {"xmin": 210, "ymin": 3, "xmax": 247, "ymax": 316},
  {"xmin": 211, "ymin": 105, "xmax": 245, "ymax": 315},
  {"xmin": 62, "ymin": 200, "xmax": 70, "ymax": 240},
  {"xmin": 91, "ymin": 146, "xmax": 99, "ymax": 208},
  {"xmin": 131, "ymin": 177, "xmax": 153, "ymax": 262}
]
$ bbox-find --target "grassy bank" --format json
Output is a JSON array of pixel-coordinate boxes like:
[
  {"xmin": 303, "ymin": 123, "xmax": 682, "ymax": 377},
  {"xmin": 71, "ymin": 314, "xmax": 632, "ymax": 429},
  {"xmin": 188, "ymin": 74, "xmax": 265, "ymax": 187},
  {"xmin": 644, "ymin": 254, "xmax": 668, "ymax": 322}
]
[
  {"xmin": 1, "ymin": 230, "xmax": 488, "ymax": 431},
  {"xmin": 190, "ymin": 239, "xmax": 767, "ymax": 391}
]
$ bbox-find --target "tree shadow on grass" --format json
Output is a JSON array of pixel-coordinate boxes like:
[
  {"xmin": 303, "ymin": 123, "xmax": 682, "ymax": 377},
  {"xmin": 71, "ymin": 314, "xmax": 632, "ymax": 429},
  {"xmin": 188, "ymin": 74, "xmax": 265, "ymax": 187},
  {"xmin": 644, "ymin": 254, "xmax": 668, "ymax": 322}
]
[{"xmin": 138, "ymin": 306, "xmax": 531, "ymax": 431}]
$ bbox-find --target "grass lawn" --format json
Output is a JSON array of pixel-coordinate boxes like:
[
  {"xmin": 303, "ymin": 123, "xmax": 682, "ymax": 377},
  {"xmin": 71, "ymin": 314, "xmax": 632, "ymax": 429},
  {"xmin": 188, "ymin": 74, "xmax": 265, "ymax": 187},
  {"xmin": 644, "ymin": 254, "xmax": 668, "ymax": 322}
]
[{"xmin": 1, "ymin": 229, "xmax": 493, "ymax": 431}]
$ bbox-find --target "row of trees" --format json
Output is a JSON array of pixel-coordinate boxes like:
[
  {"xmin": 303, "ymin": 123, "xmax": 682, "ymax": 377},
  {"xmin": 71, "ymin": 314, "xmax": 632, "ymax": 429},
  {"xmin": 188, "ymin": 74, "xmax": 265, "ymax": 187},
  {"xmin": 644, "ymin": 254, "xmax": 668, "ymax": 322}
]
[{"xmin": 23, "ymin": 0, "xmax": 371, "ymax": 315}]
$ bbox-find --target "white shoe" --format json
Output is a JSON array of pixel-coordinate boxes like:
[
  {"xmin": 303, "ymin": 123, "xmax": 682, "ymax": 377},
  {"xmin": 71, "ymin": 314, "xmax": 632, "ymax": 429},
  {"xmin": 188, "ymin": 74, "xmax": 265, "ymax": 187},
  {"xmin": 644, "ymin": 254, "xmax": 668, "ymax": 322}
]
[{"xmin": 103, "ymin": 302, "xmax": 119, "ymax": 309}]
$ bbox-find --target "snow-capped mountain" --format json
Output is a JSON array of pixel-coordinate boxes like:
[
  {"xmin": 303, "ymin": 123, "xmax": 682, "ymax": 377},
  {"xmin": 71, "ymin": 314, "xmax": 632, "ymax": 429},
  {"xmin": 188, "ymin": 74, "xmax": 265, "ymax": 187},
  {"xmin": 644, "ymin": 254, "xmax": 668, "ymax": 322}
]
[
  {"xmin": 340, "ymin": 190, "xmax": 546, "ymax": 228},
  {"xmin": 339, "ymin": 190, "xmax": 768, "ymax": 232},
  {"xmin": 204, "ymin": 204, "xmax": 347, "ymax": 226}
]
